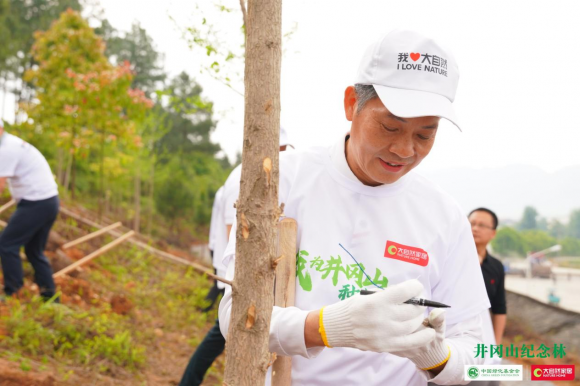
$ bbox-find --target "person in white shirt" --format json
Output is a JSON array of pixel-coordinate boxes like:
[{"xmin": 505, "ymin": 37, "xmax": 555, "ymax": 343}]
[
  {"xmin": 219, "ymin": 29, "xmax": 490, "ymax": 385},
  {"xmin": 0, "ymin": 125, "xmax": 59, "ymax": 300},
  {"xmin": 201, "ymin": 186, "xmax": 225, "ymax": 312},
  {"xmin": 178, "ymin": 127, "xmax": 293, "ymax": 386}
]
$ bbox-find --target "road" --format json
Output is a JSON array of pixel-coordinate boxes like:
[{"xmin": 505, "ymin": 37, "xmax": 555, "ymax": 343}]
[{"xmin": 505, "ymin": 274, "xmax": 580, "ymax": 313}]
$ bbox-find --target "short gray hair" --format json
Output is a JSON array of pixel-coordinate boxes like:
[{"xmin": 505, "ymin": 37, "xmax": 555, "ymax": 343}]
[{"xmin": 354, "ymin": 84, "xmax": 378, "ymax": 112}]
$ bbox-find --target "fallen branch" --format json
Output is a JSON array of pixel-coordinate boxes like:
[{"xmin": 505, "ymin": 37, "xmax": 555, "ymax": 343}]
[
  {"xmin": 53, "ymin": 230, "xmax": 135, "ymax": 278},
  {"xmin": 62, "ymin": 221, "xmax": 122, "ymax": 250},
  {"xmin": 58, "ymin": 206, "xmax": 232, "ymax": 286}
]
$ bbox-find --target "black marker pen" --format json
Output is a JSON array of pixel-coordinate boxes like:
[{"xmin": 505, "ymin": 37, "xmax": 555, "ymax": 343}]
[{"xmin": 360, "ymin": 289, "xmax": 450, "ymax": 308}]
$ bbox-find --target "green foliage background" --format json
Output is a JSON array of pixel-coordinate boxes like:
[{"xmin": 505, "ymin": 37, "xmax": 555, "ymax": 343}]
[
  {"xmin": 491, "ymin": 207, "xmax": 580, "ymax": 257},
  {"xmin": 0, "ymin": 2, "xmax": 233, "ymax": 244}
]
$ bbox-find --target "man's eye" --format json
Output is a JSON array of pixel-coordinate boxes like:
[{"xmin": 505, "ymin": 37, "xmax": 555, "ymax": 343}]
[
  {"xmin": 418, "ymin": 134, "xmax": 432, "ymax": 140},
  {"xmin": 382, "ymin": 124, "xmax": 397, "ymax": 132}
]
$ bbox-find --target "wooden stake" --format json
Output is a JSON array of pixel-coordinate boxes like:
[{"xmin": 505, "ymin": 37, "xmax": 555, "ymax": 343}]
[
  {"xmin": 271, "ymin": 218, "xmax": 297, "ymax": 386},
  {"xmin": 61, "ymin": 221, "xmax": 122, "ymax": 250},
  {"xmin": 53, "ymin": 230, "xmax": 135, "ymax": 278},
  {"xmin": 0, "ymin": 199, "xmax": 15, "ymax": 215}
]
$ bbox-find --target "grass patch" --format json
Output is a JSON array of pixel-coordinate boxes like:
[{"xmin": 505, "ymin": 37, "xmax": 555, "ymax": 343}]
[
  {"xmin": 1, "ymin": 296, "xmax": 145, "ymax": 370},
  {"xmin": 0, "ymin": 227, "xmax": 218, "ymax": 382}
]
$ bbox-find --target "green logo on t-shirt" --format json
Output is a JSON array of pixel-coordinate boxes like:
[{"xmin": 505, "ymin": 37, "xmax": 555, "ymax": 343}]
[{"xmin": 296, "ymin": 249, "xmax": 388, "ymax": 300}]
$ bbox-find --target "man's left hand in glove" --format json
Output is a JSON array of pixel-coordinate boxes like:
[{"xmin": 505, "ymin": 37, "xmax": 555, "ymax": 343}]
[{"xmin": 394, "ymin": 308, "xmax": 450, "ymax": 375}]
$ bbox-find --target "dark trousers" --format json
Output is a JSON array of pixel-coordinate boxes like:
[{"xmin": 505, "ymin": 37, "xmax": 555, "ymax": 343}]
[
  {"xmin": 0, "ymin": 196, "xmax": 59, "ymax": 298},
  {"xmin": 202, "ymin": 265, "xmax": 225, "ymax": 312},
  {"xmin": 179, "ymin": 319, "xmax": 225, "ymax": 386}
]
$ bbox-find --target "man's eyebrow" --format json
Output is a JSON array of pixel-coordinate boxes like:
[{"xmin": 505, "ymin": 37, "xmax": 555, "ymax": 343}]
[{"xmin": 421, "ymin": 124, "xmax": 438, "ymax": 129}]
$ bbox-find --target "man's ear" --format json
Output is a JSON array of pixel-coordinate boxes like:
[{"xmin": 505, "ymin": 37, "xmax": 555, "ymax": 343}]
[{"xmin": 344, "ymin": 86, "xmax": 357, "ymax": 122}]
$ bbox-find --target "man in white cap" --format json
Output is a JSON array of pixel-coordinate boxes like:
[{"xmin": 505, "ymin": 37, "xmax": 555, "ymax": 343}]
[
  {"xmin": 219, "ymin": 30, "xmax": 490, "ymax": 385},
  {"xmin": 179, "ymin": 126, "xmax": 292, "ymax": 386},
  {"xmin": 0, "ymin": 124, "xmax": 59, "ymax": 300}
]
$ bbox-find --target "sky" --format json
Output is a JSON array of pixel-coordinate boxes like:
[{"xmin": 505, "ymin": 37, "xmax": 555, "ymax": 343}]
[{"xmin": 2, "ymin": 0, "xmax": 580, "ymax": 174}]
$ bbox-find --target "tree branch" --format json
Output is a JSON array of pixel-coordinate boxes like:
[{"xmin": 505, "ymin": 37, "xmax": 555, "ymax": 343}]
[{"xmin": 239, "ymin": 0, "xmax": 248, "ymax": 28}]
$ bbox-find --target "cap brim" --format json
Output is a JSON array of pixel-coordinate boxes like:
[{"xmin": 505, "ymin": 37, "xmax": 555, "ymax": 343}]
[{"xmin": 372, "ymin": 85, "xmax": 461, "ymax": 131}]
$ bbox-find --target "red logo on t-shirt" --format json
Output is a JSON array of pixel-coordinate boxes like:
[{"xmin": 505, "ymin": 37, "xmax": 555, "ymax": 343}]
[
  {"xmin": 384, "ymin": 240, "xmax": 429, "ymax": 267},
  {"xmin": 491, "ymin": 279, "xmax": 495, "ymax": 284}
]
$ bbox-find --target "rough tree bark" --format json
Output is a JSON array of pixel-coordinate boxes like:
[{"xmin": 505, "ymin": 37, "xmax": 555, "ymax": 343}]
[{"xmin": 223, "ymin": 0, "xmax": 282, "ymax": 384}]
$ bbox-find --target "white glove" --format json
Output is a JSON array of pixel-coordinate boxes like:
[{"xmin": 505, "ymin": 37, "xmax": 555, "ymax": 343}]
[
  {"xmin": 319, "ymin": 279, "xmax": 436, "ymax": 353},
  {"xmin": 394, "ymin": 308, "xmax": 450, "ymax": 371}
]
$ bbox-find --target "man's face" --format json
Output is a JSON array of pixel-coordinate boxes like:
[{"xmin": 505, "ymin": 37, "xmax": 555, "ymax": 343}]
[
  {"xmin": 468, "ymin": 211, "xmax": 497, "ymax": 246},
  {"xmin": 344, "ymin": 86, "xmax": 440, "ymax": 186}
]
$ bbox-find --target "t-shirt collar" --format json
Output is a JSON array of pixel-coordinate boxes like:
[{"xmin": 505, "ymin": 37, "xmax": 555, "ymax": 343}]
[{"xmin": 330, "ymin": 133, "xmax": 359, "ymax": 182}]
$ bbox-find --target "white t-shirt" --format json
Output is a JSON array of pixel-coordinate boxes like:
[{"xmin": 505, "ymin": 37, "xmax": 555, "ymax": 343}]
[
  {"xmin": 212, "ymin": 166, "xmax": 242, "ymax": 289},
  {"xmin": 212, "ymin": 190, "xmax": 228, "ymax": 289},
  {"xmin": 220, "ymin": 135, "xmax": 490, "ymax": 385},
  {"xmin": 481, "ymin": 308, "xmax": 502, "ymax": 365},
  {"xmin": 222, "ymin": 164, "xmax": 242, "ymax": 226},
  {"xmin": 0, "ymin": 132, "xmax": 58, "ymax": 201},
  {"xmin": 208, "ymin": 186, "xmax": 224, "ymax": 252}
]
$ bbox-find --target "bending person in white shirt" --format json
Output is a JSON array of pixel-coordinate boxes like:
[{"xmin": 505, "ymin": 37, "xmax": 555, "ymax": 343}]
[
  {"xmin": 0, "ymin": 125, "xmax": 59, "ymax": 300},
  {"xmin": 219, "ymin": 29, "xmax": 490, "ymax": 385}
]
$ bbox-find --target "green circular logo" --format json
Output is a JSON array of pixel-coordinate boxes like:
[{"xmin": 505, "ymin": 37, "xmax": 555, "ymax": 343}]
[
  {"xmin": 388, "ymin": 245, "xmax": 397, "ymax": 255},
  {"xmin": 533, "ymin": 368, "xmax": 542, "ymax": 378},
  {"xmin": 468, "ymin": 367, "xmax": 479, "ymax": 379}
]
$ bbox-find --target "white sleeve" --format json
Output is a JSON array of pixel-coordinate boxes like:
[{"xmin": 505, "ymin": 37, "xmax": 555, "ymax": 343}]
[
  {"xmin": 420, "ymin": 314, "xmax": 485, "ymax": 385},
  {"xmin": 218, "ymin": 242, "xmax": 324, "ymax": 359},
  {"xmin": 223, "ymin": 167, "xmax": 242, "ymax": 226},
  {"xmin": 431, "ymin": 216, "xmax": 490, "ymax": 326},
  {"xmin": 0, "ymin": 147, "xmax": 18, "ymax": 178}
]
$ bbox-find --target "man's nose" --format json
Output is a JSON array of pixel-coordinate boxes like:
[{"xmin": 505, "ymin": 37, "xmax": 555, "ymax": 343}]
[{"xmin": 389, "ymin": 136, "xmax": 414, "ymax": 159}]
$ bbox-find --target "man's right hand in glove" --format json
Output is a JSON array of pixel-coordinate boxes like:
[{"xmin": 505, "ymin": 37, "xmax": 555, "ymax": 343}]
[{"xmin": 304, "ymin": 279, "xmax": 436, "ymax": 353}]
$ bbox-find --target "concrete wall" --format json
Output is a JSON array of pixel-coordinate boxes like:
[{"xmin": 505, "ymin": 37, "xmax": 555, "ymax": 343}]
[{"xmin": 506, "ymin": 290, "xmax": 580, "ymax": 356}]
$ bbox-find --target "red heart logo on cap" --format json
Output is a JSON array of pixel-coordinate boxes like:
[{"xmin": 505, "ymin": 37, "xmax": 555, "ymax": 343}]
[{"xmin": 410, "ymin": 53, "xmax": 420, "ymax": 61}]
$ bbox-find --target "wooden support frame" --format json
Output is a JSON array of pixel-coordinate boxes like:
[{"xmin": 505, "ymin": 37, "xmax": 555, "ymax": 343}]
[
  {"xmin": 61, "ymin": 221, "xmax": 122, "ymax": 250},
  {"xmin": 271, "ymin": 218, "xmax": 298, "ymax": 386},
  {"xmin": 53, "ymin": 230, "xmax": 135, "ymax": 278},
  {"xmin": 0, "ymin": 199, "xmax": 15, "ymax": 215},
  {"xmin": 0, "ymin": 199, "xmax": 16, "ymax": 228},
  {"xmin": 58, "ymin": 206, "xmax": 232, "ymax": 285}
]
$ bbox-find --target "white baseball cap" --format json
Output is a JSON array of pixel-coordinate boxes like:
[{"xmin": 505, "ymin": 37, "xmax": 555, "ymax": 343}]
[
  {"xmin": 355, "ymin": 29, "xmax": 461, "ymax": 130},
  {"xmin": 279, "ymin": 125, "xmax": 294, "ymax": 148}
]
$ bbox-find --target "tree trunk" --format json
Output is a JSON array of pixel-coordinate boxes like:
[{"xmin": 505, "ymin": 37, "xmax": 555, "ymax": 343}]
[
  {"xmin": 223, "ymin": 0, "xmax": 282, "ymax": 384},
  {"xmin": 147, "ymin": 161, "xmax": 155, "ymax": 236},
  {"xmin": 70, "ymin": 125, "xmax": 77, "ymax": 200},
  {"xmin": 0, "ymin": 72, "xmax": 6, "ymax": 121},
  {"xmin": 64, "ymin": 152, "xmax": 72, "ymax": 192},
  {"xmin": 57, "ymin": 148, "xmax": 64, "ymax": 185},
  {"xmin": 71, "ymin": 152, "xmax": 76, "ymax": 200},
  {"xmin": 133, "ymin": 166, "xmax": 141, "ymax": 233},
  {"xmin": 98, "ymin": 129, "xmax": 105, "ymax": 221}
]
